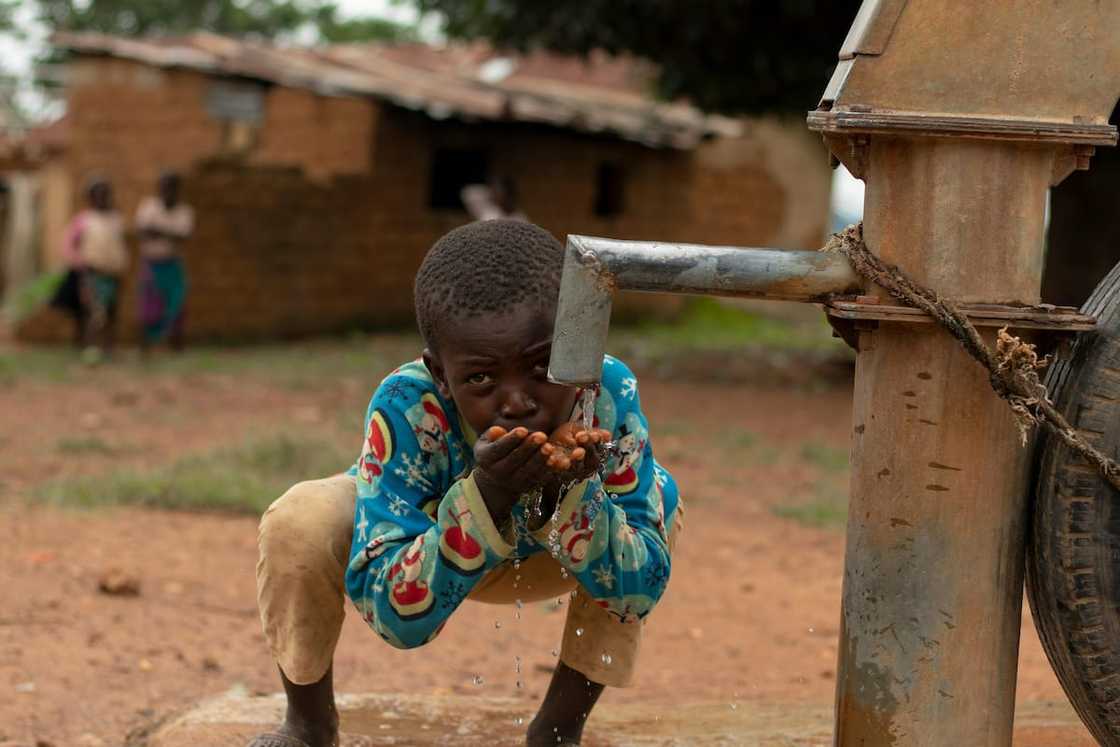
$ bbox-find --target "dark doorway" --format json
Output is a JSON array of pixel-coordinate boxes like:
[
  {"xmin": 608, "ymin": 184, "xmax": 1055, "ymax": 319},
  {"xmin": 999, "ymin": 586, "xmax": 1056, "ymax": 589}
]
[{"xmin": 429, "ymin": 147, "xmax": 490, "ymax": 210}]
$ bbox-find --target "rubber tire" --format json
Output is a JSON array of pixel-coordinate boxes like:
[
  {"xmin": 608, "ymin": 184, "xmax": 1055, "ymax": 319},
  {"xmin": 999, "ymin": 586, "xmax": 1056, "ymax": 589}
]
[{"xmin": 1027, "ymin": 259, "xmax": 1120, "ymax": 746}]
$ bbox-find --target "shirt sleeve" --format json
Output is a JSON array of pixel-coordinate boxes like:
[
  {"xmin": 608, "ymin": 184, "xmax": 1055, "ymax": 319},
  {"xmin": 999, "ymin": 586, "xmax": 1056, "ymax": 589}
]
[
  {"xmin": 177, "ymin": 206, "xmax": 195, "ymax": 238},
  {"xmin": 530, "ymin": 361, "xmax": 672, "ymax": 622},
  {"xmin": 345, "ymin": 378, "xmax": 517, "ymax": 649}
]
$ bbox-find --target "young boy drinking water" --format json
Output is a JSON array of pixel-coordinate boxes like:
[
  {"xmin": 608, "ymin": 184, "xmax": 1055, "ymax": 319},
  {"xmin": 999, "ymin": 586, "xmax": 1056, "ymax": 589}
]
[{"xmin": 250, "ymin": 220, "xmax": 682, "ymax": 747}]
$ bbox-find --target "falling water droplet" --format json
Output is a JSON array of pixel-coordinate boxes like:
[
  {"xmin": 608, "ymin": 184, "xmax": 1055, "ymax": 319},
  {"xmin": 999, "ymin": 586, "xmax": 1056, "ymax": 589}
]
[
  {"xmin": 601, "ymin": 652, "xmax": 612, "ymax": 665},
  {"xmin": 575, "ymin": 628, "xmax": 584, "ymax": 637},
  {"xmin": 730, "ymin": 703, "xmax": 738, "ymax": 711},
  {"xmin": 514, "ymin": 559, "xmax": 522, "ymax": 571},
  {"xmin": 514, "ymin": 716, "xmax": 524, "ymax": 726},
  {"xmin": 551, "ymin": 648, "xmax": 559, "ymax": 657},
  {"xmin": 515, "ymin": 599, "xmax": 523, "ymax": 609},
  {"xmin": 494, "ymin": 620, "xmax": 502, "ymax": 629},
  {"xmin": 516, "ymin": 679, "xmax": 523, "ymax": 689},
  {"xmin": 560, "ymin": 567, "xmax": 569, "ymax": 579},
  {"xmin": 473, "ymin": 675, "xmax": 485, "ymax": 685},
  {"xmin": 808, "ymin": 626, "xmax": 815, "ymax": 633}
]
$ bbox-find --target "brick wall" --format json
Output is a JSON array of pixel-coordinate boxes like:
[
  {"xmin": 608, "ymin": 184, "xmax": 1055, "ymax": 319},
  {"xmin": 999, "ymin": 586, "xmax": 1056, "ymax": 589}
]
[
  {"xmin": 62, "ymin": 58, "xmax": 376, "ymax": 216},
  {"xmin": 20, "ymin": 57, "xmax": 829, "ymax": 343},
  {"xmin": 181, "ymin": 163, "xmax": 386, "ymax": 339},
  {"xmin": 252, "ymin": 87, "xmax": 375, "ymax": 182},
  {"xmin": 63, "ymin": 58, "xmax": 224, "ymax": 225}
]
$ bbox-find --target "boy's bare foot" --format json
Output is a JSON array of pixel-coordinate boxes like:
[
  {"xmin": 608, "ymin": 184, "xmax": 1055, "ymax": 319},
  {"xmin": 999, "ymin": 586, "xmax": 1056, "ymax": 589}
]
[
  {"xmin": 247, "ymin": 666, "xmax": 339, "ymax": 747},
  {"xmin": 526, "ymin": 662, "xmax": 604, "ymax": 746}
]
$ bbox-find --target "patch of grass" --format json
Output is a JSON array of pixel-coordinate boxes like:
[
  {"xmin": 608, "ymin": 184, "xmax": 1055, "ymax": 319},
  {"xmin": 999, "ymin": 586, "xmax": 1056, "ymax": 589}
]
[
  {"xmin": 56, "ymin": 436, "xmax": 119, "ymax": 455},
  {"xmin": 130, "ymin": 333, "xmax": 421, "ymax": 388},
  {"xmin": 611, "ymin": 297, "xmax": 841, "ymax": 355},
  {"xmin": 2, "ymin": 272, "xmax": 63, "ymax": 323},
  {"xmin": 0, "ymin": 332, "xmax": 422, "ymax": 389},
  {"xmin": 799, "ymin": 441, "xmax": 850, "ymax": 473},
  {"xmin": 773, "ymin": 484, "xmax": 849, "ymax": 529},
  {"xmin": 723, "ymin": 428, "xmax": 758, "ymax": 450},
  {"xmin": 35, "ymin": 432, "xmax": 351, "ymax": 515},
  {"xmin": 657, "ymin": 420, "xmax": 697, "ymax": 438},
  {"xmin": 0, "ymin": 347, "xmax": 77, "ymax": 386}
]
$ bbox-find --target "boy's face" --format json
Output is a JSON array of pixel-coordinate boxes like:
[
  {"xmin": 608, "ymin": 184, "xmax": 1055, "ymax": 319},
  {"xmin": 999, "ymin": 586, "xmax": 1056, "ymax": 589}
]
[
  {"xmin": 89, "ymin": 183, "xmax": 112, "ymax": 211},
  {"xmin": 423, "ymin": 302, "xmax": 578, "ymax": 439},
  {"xmin": 159, "ymin": 174, "xmax": 181, "ymax": 207}
]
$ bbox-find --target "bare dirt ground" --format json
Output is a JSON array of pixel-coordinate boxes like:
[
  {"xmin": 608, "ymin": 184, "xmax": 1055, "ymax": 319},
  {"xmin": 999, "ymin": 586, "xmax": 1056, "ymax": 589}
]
[{"xmin": 0, "ymin": 341, "xmax": 1083, "ymax": 745}]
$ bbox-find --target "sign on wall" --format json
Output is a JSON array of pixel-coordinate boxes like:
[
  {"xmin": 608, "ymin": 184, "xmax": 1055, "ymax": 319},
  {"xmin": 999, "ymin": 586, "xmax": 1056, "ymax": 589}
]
[{"xmin": 205, "ymin": 81, "xmax": 266, "ymax": 123}]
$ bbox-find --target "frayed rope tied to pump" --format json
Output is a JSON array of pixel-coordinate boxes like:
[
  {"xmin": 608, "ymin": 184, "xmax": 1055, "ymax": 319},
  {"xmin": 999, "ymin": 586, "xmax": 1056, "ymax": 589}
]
[{"xmin": 823, "ymin": 222, "xmax": 1120, "ymax": 492}]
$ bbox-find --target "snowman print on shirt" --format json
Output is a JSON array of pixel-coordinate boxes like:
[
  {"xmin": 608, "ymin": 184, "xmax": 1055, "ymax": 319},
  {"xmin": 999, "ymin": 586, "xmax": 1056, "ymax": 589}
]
[{"xmin": 604, "ymin": 412, "xmax": 646, "ymax": 495}]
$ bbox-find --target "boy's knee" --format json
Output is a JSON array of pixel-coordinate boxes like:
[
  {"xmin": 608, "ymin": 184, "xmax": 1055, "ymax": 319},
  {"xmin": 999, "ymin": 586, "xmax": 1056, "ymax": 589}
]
[
  {"xmin": 259, "ymin": 480, "xmax": 317, "ymax": 548},
  {"xmin": 258, "ymin": 475, "xmax": 357, "ymax": 566}
]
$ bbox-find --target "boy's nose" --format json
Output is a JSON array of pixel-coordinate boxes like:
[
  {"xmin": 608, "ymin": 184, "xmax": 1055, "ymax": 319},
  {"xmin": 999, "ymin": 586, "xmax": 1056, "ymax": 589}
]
[{"xmin": 500, "ymin": 389, "xmax": 538, "ymax": 420}]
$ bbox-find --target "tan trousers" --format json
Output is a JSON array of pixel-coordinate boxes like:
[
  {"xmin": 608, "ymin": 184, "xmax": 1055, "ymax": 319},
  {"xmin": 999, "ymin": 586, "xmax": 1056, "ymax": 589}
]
[{"xmin": 257, "ymin": 473, "xmax": 682, "ymax": 689}]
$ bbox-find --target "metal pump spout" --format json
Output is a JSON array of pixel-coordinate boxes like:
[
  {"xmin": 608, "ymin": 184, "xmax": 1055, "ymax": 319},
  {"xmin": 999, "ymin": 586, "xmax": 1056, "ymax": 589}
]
[{"xmin": 546, "ymin": 234, "xmax": 862, "ymax": 387}]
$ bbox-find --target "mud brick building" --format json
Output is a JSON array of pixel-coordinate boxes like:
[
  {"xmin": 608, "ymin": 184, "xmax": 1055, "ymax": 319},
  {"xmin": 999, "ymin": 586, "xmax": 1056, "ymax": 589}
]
[{"xmin": 17, "ymin": 32, "xmax": 832, "ymax": 341}]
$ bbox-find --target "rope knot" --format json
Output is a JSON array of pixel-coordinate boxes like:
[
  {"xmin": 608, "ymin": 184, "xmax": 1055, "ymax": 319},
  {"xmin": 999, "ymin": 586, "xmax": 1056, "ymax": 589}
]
[{"xmin": 823, "ymin": 222, "xmax": 1120, "ymax": 491}]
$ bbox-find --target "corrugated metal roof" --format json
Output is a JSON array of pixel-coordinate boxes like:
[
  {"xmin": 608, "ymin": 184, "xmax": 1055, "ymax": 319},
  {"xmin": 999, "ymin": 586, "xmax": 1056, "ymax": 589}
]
[{"xmin": 52, "ymin": 32, "xmax": 741, "ymax": 149}]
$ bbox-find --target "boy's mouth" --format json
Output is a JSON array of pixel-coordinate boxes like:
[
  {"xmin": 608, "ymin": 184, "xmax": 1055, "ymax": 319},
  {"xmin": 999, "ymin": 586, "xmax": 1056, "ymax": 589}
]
[{"xmin": 494, "ymin": 416, "xmax": 560, "ymax": 435}]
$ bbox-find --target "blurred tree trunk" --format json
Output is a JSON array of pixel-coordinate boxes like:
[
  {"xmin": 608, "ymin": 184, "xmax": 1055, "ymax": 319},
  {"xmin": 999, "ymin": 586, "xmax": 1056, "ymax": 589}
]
[{"xmin": 1043, "ymin": 103, "xmax": 1120, "ymax": 308}]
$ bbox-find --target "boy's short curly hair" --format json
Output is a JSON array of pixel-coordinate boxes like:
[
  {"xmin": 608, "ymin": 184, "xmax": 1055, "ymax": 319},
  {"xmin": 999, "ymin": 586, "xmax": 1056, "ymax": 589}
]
[{"xmin": 414, "ymin": 220, "xmax": 564, "ymax": 347}]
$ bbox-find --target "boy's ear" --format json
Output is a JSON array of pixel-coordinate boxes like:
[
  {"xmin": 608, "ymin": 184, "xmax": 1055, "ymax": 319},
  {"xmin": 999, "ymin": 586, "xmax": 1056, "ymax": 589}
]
[{"xmin": 422, "ymin": 349, "xmax": 453, "ymax": 400}]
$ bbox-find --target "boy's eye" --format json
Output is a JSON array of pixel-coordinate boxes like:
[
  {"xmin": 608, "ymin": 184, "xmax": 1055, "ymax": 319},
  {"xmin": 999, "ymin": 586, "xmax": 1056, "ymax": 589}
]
[{"xmin": 466, "ymin": 373, "xmax": 492, "ymax": 385}]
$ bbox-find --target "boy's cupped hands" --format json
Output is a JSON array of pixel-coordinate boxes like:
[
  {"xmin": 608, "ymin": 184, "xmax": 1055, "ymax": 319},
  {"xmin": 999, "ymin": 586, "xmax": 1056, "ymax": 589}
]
[{"xmin": 473, "ymin": 424, "xmax": 612, "ymax": 521}]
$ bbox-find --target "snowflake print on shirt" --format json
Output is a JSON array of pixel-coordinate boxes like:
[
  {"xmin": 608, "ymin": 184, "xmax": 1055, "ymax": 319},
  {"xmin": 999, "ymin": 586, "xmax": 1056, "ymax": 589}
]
[
  {"xmin": 386, "ymin": 491, "xmax": 410, "ymax": 517},
  {"xmin": 592, "ymin": 563, "xmax": 616, "ymax": 590},
  {"xmin": 395, "ymin": 452, "xmax": 433, "ymax": 492}
]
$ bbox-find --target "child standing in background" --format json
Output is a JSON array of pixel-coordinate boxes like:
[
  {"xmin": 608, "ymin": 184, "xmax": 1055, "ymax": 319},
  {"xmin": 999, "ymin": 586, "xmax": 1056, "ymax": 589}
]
[
  {"xmin": 54, "ymin": 178, "xmax": 128, "ymax": 362},
  {"xmin": 136, "ymin": 171, "xmax": 194, "ymax": 351}
]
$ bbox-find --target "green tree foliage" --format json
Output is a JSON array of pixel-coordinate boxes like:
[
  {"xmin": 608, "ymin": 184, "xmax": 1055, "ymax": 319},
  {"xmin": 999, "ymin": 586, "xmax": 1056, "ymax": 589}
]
[
  {"xmin": 312, "ymin": 8, "xmax": 418, "ymax": 43},
  {"xmin": 35, "ymin": 0, "xmax": 415, "ymax": 42},
  {"xmin": 413, "ymin": 0, "xmax": 862, "ymax": 114},
  {"xmin": 0, "ymin": 1, "xmax": 17, "ymax": 33}
]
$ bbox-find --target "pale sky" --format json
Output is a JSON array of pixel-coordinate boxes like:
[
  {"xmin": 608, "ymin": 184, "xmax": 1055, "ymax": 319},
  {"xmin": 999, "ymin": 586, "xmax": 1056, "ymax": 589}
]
[{"xmin": 831, "ymin": 166, "xmax": 865, "ymax": 224}]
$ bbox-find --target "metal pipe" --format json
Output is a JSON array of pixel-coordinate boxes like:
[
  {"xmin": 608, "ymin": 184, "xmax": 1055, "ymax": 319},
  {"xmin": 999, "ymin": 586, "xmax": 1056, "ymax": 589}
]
[{"xmin": 547, "ymin": 235, "xmax": 862, "ymax": 386}]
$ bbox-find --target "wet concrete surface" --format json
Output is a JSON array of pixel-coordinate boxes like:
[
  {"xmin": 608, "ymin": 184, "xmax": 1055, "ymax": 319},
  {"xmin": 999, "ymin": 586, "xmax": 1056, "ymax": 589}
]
[{"xmin": 143, "ymin": 691, "xmax": 1094, "ymax": 746}]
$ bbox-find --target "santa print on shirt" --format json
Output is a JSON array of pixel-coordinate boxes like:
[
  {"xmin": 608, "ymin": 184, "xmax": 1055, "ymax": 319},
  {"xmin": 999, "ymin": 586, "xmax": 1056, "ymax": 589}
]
[
  {"xmin": 387, "ymin": 536, "xmax": 434, "ymax": 620},
  {"xmin": 438, "ymin": 494, "xmax": 487, "ymax": 575},
  {"xmin": 359, "ymin": 410, "xmax": 394, "ymax": 487}
]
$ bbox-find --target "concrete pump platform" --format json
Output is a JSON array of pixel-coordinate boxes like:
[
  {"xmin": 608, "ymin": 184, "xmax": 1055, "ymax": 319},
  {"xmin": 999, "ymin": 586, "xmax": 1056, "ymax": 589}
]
[{"xmin": 141, "ymin": 692, "xmax": 1093, "ymax": 746}]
